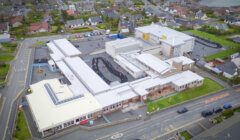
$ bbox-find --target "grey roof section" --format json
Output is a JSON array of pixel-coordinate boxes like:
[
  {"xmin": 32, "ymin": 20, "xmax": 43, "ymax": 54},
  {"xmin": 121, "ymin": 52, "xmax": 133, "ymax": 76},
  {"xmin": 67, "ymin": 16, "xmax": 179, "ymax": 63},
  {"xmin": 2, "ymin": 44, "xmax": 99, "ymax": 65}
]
[
  {"xmin": 89, "ymin": 16, "xmax": 103, "ymax": 23},
  {"xmin": 216, "ymin": 62, "xmax": 237, "ymax": 75},
  {"xmin": 66, "ymin": 19, "xmax": 84, "ymax": 26},
  {"xmin": 193, "ymin": 113, "xmax": 240, "ymax": 140}
]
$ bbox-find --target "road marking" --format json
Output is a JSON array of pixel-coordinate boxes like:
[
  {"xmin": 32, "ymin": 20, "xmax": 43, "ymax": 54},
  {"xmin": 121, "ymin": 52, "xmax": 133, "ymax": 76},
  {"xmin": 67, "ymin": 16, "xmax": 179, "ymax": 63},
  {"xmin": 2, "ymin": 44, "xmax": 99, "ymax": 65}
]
[
  {"xmin": 198, "ymin": 122, "xmax": 207, "ymax": 130},
  {"xmin": 151, "ymin": 118, "xmax": 203, "ymax": 140},
  {"xmin": 205, "ymin": 92, "xmax": 230, "ymax": 104},
  {"xmin": 110, "ymin": 133, "xmax": 123, "ymax": 139}
]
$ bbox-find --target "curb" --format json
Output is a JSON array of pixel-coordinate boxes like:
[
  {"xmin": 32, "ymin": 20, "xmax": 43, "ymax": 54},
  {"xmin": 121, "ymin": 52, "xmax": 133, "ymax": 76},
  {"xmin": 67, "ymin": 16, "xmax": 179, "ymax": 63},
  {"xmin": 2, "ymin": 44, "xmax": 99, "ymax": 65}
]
[
  {"xmin": 44, "ymin": 116, "xmax": 141, "ymax": 140},
  {"xmin": 148, "ymin": 88, "xmax": 225, "ymax": 116}
]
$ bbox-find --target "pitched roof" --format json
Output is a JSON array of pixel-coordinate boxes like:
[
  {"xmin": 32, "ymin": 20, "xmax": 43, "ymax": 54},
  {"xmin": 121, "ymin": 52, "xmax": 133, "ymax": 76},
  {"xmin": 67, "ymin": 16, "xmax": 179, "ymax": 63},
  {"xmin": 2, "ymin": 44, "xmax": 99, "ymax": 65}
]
[
  {"xmin": 66, "ymin": 19, "xmax": 84, "ymax": 26},
  {"xmin": 10, "ymin": 16, "xmax": 23, "ymax": 25},
  {"xmin": 216, "ymin": 62, "xmax": 237, "ymax": 75},
  {"xmin": 29, "ymin": 22, "xmax": 49, "ymax": 32}
]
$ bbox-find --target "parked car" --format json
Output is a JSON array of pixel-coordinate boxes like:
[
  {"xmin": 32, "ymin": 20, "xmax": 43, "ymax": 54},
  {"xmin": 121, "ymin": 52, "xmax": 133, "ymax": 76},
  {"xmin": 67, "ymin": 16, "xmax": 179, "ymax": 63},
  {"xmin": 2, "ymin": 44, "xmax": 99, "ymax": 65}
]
[
  {"xmin": 201, "ymin": 109, "xmax": 213, "ymax": 117},
  {"xmin": 223, "ymin": 103, "xmax": 232, "ymax": 109},
  {"xmin": 213, "ymin": 107, "xmax": 223, "ymax": 113},
  {"xmin": 177, "ymin": 107, "xmax": 188, "ymax": 114}
]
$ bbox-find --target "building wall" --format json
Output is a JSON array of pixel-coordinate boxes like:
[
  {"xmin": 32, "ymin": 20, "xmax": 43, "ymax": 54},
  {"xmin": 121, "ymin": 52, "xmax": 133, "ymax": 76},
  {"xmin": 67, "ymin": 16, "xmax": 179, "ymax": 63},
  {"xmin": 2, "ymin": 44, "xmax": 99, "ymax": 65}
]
[
  {"xmin": 114, "ymin": 58, "xmax": 145, "ymax": 78},
  {"xmin": 161, "ymin": 42, "xmax": 172, "ymax": 57},
  {"xmin": 180, "ymin": 38, "xmax": 194, "ymax": 55}
]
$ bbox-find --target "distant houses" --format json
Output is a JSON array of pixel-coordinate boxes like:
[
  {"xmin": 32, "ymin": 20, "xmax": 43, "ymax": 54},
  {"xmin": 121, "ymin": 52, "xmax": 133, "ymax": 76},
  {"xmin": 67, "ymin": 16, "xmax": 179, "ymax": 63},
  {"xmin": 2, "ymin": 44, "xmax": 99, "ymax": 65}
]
[
  {"xmin": 0, "ymin": 23, "xmax": 9, "ymax": 33},
  {"xmin": 65, "ymin": 19, "xmax": 85, "ymax": 29},
  {"xmin": 88, "ymin": 16, "xmax": 103, "ymax": 26},
  {"xmin": 10, "ymin": 16, "xmax": 23, "ymax": 27},
  {"xmin": 29, "ymin": 22, "xmax": 50, "ymax": 34}
]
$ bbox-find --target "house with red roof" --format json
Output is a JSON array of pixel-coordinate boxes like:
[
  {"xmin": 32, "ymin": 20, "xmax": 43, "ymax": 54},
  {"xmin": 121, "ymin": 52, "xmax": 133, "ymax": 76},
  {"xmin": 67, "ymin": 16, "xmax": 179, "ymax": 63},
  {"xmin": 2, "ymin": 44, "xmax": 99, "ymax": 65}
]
[
  {"xmin": 10, "ymin": 16, "xmax": 24, "ymax": 27},
  {"xmin": 29, "ymin": 22, "xmax": 50, "ymax": 34}
]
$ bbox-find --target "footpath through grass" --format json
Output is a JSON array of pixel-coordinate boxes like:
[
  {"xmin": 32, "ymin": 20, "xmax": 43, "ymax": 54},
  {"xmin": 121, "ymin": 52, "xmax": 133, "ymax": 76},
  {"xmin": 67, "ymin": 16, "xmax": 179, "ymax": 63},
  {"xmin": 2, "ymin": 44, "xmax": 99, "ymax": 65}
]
[
  {"xmin": 187, "ymin": 30, "xmax": 240, "ymax": 61},
  {"xmin": 147, "ymin": 78, "xmax": 224, "ymax": 112},
  {"xmin": 13, "ymin": 111, "xmax": 31, "ymax": 140}
]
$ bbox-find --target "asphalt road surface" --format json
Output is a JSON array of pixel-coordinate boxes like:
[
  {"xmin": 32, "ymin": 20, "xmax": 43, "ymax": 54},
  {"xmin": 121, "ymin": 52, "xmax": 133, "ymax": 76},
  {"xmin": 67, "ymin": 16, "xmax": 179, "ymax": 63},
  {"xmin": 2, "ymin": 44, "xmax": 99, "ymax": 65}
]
[{"xmin": 53, "ymin": 86, "xmax": 240, "ymax": 140}]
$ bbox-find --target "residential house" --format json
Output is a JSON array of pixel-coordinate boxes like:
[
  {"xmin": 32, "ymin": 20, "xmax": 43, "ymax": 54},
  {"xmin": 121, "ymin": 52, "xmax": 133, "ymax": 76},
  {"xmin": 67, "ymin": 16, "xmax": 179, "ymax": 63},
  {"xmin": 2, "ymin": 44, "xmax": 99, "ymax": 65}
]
[
  {"xmin": 29, "ymin": 22, "xmax": 49, "ymax": 34},
  {"xmin": 88, "ymin": 16, "xmax": 103, "ymax": 26},
  {"xmin": 0, "ymin": 22, "xmax": 9, "ymax": 33},
  {"xmin": 132, "ymin": 14, "xmax": 144, "ymax": 21},
  {"xmin": 225, "ymin": 16, "xmax": 240, "ymax": 26},
  {"xmin": 10, "ymin": 16, "xmax": 23, "ymax": 27},
  {"xmin": 173, "ymin": 6, "xmax": 188, "ymax": 18},
  {"xmin": 36, "ymin": 4, "xmax": 57, "ymax": 12},
  {"xmin": 119, "ymin": 20, "xmax": 134, "ymax": 34},
  {"xmin": 195, "ymin": 10, "xmax": 207, "ymax": 20},
  {"xmin": 216, "ymin": 62, "xmax": 238, "ymax": 79},
  {"xmin": 66, "ymin": 19, "xmax": 85, "ymax": 29},
  {"xmin": 144, "ymin": 6, "xmax": 155, "ymax": 16},
  {"xmin": 210, "ymin": 23, "xmax": 229, "ymax": 31},
  {"xmin": 0, "ymin": 34, "xmax": 11, "ymax": 43},
  {"xmin": 124, "ymin": 0, "xmax": 134, "ymax": 7},
  {"xmin": 69, "ymin": 0, "xmax": 95, "ymax": 13},
  {"xmin": 66, "ymin": 10, "xmax": 75, "ymax": 16},
  {"xmin": 102, "ymin": 9, "xmax": 120, "ymax": 19},
  {"xmin": 69, "ymin": 4, "xmax": 76, "ymax": 11}
]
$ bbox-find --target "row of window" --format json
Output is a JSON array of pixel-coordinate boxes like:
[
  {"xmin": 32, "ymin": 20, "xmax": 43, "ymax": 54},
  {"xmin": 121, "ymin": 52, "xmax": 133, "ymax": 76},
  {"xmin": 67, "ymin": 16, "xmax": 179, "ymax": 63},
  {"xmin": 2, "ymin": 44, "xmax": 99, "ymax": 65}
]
[{"xmin": 103, "ymin": 102, "xmax": 122, "ymax": 112}]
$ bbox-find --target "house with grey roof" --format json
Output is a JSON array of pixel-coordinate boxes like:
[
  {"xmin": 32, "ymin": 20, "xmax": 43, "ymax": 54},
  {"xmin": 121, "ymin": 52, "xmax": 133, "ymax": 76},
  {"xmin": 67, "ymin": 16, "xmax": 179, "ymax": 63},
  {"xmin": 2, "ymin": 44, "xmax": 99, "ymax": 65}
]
[
  {"xmin": 210, "ymin": 23, "xmax": 229, "ymax": 31},
  {"xmin": 65, "ymin": 19, "xmax": 85, "ymax": 29},
  {"xmin": 195, "ymin": 10, "xmax": 207, "ymax": 20},
  {"xmin": 88, "ymin": 16, "xmax": 103, "ymax": 26},
  {"xmin": 216, "ymin": 62, "xmax": 238, "ymax": 79}
]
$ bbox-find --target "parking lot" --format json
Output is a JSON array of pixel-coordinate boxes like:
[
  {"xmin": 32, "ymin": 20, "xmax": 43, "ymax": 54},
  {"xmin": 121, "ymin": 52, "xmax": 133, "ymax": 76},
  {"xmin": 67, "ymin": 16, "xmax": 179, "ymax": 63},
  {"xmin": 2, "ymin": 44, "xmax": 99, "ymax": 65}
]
[
  {"xmin": 71, "ymin": 36, "xmax": 113, "ymax": 56},
  {"xmin": 191, "ymin": 41, "xmax": 223, "ymax": 61}
]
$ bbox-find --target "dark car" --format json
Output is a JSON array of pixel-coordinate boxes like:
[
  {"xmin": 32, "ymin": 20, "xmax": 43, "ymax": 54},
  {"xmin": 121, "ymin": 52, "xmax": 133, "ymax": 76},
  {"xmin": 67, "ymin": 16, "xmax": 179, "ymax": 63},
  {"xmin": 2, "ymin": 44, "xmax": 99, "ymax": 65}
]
[
  {"xmin": 201, "ymin": 109, "xmax": 213, "ymax": 117},
  {"xmin": 213, "ymin": 107, "xmax": 223, "ymax": 113},
  {"xmin": 223, "ymin": 103, "xmax": 232, "ymax": 109},
  {"xmin": 177, "ymin": 107, "xmax": 188, "ymax": 114}
]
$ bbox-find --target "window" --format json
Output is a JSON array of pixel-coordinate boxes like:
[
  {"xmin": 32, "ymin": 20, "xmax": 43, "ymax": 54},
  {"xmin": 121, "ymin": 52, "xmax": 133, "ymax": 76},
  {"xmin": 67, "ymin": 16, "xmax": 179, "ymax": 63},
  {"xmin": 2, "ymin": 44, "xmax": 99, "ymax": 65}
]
[
  {"xmin": 76, "ymin": 119, "xmax": 79, "ymax": 122},
  {"xmin": 88, "ymin": 114, "xmax": 93, "ymax": 119}
]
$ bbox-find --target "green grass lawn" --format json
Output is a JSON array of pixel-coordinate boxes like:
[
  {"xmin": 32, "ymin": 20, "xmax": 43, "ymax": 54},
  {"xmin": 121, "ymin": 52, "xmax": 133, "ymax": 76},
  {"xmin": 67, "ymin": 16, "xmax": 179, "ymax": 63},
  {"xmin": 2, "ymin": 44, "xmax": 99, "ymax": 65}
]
[
  {"xmin": 13, "ymin": 111, "xmax": 31, "ymax": 140},
  {"xmin": 147, "ymin": 78, "xmax": 224, "ymax": 112},
  {"xmin": 180, "ymin": 131, "xmax": 192, "ymax": 140},
  {"xmin": 0, "ymin": 55, "xmax": 14, "ymax": 62},
  {"xmin": 187, "ymin": 30, "xmax": 240, "ymax": 61},
  {"xmin": 0, "ymin": 64, "xmax": 10, "ymax": 78},
  {"xmin": 97, "ymin": 23, "xmax": 108, "ymax": 29},
  {"xmin": 69, "ymin": 27, "xmax": 93, "ymax": 33},
  {"xmin": 1, "ymin": 42, "xmax": 18, "ymax": 53}
]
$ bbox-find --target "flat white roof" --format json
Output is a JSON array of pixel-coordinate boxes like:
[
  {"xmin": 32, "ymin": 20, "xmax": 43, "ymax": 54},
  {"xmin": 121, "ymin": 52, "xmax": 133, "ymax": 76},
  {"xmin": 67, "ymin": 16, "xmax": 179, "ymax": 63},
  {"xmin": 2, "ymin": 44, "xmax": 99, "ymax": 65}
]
[
  {"xmin": 95, "ymin": 85, "xmax": 138, "ymax": 107},
  {"xmin": 135, "ymin": 24, "xmax": 194, "ymax": 46},
  {"xmin": 52, "ymin": 39, "xmax": 81, "ymax": 57},
  {"xmin": 47, "ymin": 42, "xmax": 65, "ymax": 62},
  {"xmin": 131, "ymin": 70, "xmax": 204, "ymax": 89},
  {"xmin": 26, "ymin": 79, "xmax": 102, "ymax": 132},
  {"xmin": 172, "ymin": 71, "xmax": 204, "ymax": 87},
  {"xmin": 136, "ymin": 53, "xmax": 171, "ymax": 74},
  {"xmin": 56, "ymin": 60, "xmax": 89, "ymax": 96},
  {"xmin": 64, "ymin": 57, "xmax": 110, "ymax": 94},
  {"xmin": 165, "ymin": 56, "xmax": 194, "ymax": 66},
  {"xmin": 115, "ymin": 55, "xmax": 143, "ymax": 74},
  {"xmin": 105, "ymin": 37, "xmax": 141, "ymax": 49}
]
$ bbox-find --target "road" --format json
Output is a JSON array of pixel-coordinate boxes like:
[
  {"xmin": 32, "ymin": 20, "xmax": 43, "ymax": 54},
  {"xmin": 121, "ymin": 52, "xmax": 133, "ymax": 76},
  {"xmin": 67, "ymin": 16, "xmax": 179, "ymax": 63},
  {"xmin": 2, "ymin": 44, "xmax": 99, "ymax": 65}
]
[
  {"xmin": 0, "ymin": 33, "xmax": 83, "ymax": 140},
  {"xmin": 53, "ymin": 86, "xmax": 240, "ymax": 140}
]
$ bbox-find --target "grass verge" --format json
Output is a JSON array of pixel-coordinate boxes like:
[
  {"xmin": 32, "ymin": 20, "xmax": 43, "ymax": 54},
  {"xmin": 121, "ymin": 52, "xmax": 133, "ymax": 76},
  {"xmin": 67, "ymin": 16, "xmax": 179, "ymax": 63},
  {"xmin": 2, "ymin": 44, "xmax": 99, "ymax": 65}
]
[
  {"xmin": 13, "ymin": 111, "xmax": 31, "ymax": 140},
  {"xmin": 180, "ymin": 131, "xmax": 192, "ymax": 140},
  {"xmin": 147, "ymin": 78, "xmax": 224, "ymax": 112}
]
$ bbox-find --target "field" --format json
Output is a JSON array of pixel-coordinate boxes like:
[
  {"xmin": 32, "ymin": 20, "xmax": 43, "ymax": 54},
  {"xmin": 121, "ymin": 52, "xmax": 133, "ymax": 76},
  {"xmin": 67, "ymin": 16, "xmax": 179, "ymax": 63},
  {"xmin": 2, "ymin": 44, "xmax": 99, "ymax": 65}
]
[
  {"xmin": 147, "ymin": 78, "xmax": 224, "ymax": 112},
  {"xmin": 187, "ymin": 30, "xmax": 240, "ymax": 61},
  {"xmin": 13, "ymin": 111, "xmax": 31, "ymax": 140}
]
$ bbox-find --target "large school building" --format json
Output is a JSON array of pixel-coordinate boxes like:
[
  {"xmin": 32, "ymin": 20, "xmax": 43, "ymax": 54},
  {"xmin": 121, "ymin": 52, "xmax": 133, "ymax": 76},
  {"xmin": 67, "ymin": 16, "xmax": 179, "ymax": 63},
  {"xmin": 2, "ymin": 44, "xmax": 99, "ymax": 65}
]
[{"xmin": 26, "ymin": 25, "xmax": 202, "ymax": 137}]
